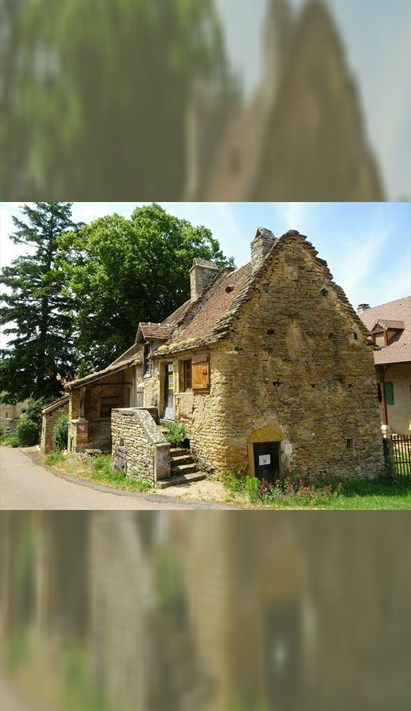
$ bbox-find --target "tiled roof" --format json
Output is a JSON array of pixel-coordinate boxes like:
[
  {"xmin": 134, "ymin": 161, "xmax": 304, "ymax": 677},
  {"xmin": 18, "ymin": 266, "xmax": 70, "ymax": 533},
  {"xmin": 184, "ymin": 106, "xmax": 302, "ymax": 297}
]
[
  {"xmin": 157, "ymin": 264, "xmax": 251, "ymax": 353},
  {"xmin": 137, "ymin": 323, "xmax": 172, "ymax": 341},
  {"xmin": 359, "ymin": 297, "xmax": 411, "ymax": 365},
  {"xmin": 162, "ymin": 300, "xmax": 191, "ymax": 327},
  {"xmin": 371, "ymin": 319, "xmax": 405, "ymax": 331}
]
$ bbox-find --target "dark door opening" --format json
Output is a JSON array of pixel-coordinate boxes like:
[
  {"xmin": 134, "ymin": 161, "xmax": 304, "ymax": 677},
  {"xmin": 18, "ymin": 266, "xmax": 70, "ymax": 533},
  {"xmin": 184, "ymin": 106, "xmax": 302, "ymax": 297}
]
[
  {"xmin": 253, "ymin": 441, "xmax": 280, "ymax": 482},
  {"xmin": 164, "ymin": 363, "xmax": 174, "ymax": 420}
]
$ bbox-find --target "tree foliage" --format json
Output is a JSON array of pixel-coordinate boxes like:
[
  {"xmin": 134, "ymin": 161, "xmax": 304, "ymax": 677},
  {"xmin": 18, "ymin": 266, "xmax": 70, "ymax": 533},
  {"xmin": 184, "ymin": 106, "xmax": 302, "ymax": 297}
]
[
  {"xmin": 0, "ymin": 202, "xmax": 79, "ymax": 402},
  {"xmin": 0, "ymin": 0, "xmax": 231, "ymax": 199},
  {"xmin": 63, "ymin": 203, "xmax": 234, "ymax": 369}
]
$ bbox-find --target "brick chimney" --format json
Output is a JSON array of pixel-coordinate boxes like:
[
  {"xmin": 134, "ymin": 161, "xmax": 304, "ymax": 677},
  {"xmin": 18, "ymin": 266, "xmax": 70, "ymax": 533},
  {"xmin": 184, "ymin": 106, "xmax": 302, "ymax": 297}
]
[
  {"xmin": 190, "ymin": 258, "xmax": 219, "ymax": 302},
  {"xmin": 251, "ymin": 227, "xmax": 276, "ymax": 273},
  {"xmin": 357, "ymin": 304, "xmax": 371, "ymax": 315}
]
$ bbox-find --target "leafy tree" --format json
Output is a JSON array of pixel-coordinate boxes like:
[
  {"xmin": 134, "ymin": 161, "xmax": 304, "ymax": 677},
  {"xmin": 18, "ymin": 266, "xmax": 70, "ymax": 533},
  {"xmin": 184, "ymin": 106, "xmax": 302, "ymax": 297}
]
[
  {"xmin": 0, "ymin": 202, "xmax": 80, "ymax": 402},
  {"xmin": 0, "ymin": 0, "xmax": 232, "ymax": 199},
  {"xmin": 63, "ymin": 203, "xmax": 234, "ymax": 369}
]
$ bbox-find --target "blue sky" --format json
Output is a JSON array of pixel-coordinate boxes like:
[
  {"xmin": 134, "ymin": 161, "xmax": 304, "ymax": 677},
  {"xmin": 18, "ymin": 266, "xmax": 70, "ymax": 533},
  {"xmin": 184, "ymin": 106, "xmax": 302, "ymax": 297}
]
[
  {"xmin": 214, "ymin": 0, "xmax": 411, "ymax": 200},
  {"xmin": 1, "ymin": 202, "xmax": 410, "ymax": 336}
]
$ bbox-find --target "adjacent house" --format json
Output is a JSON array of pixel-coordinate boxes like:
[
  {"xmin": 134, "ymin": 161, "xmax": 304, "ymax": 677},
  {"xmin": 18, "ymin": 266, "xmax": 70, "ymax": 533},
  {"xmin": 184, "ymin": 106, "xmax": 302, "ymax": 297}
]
[
  {"xmin": 51, "ymin": 228, "xmax": 384, "ymax": 483},
  {"xmin": 358, "ymin": 297, "xmax": 411, "ymax": 435},
  {"xmin": 0, "ymin": 396, "xmax": 30, "ymax": 434}
]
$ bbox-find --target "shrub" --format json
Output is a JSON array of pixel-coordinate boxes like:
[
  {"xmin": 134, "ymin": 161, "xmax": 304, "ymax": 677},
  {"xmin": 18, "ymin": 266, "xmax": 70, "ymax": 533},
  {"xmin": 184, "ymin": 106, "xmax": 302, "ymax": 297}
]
[
  {"xmin": 45, "ymin": 450, "xmax": 65, "ymax": 466},
  {"xmin": 163, "ymin": 421, "xmax": 187, "ymax": 447},
  {"xmin": 91, "ymin": 455, "xmax": 113, "ymax": 476},
  {"xmin": 53, "ymin": 413, "xmax": 69, "ymax": 450},
  {"xmin": 16, "ymin": 414, "xmax": 39, "ymax": 446},
  {"xmin": 0, "ymin": 433, "xmax": 20, "ymax": 447}
]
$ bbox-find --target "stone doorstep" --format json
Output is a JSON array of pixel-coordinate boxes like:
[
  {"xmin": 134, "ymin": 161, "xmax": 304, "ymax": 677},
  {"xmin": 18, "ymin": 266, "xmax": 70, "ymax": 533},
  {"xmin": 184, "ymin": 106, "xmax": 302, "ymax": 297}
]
[
  {"xmin": 170, "ymin": 447, "xmax": 190, "ymax": 457},
  {"xmin": 170, "ymin": 453, "xmax": 195, "ymax": 466},
  {"xmin": 171, "ymin": 462, "xmax": 199, "ymax": 476},
  {"xmin": 155, "ymin": 471, "xmax": 207, "ymax": 490}
]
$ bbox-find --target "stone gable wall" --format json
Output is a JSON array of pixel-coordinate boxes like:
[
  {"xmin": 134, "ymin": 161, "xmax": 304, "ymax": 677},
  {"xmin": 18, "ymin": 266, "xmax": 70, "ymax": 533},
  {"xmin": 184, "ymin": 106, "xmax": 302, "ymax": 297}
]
[
  {"xmin": 219, "ymin": 237, "xmax": 384, "ymax": 477},
  {"xmin": 111, "ymin": 408, "xmax": 170, "ymax": 483}
]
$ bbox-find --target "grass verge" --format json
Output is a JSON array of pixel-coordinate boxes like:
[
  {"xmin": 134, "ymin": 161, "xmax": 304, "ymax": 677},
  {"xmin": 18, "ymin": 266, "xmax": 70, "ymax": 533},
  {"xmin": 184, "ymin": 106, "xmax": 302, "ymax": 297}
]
[
  {"xmin": 43, "ymin": 451, "xmax": 153, "ymax": 493},
  {"xmin": 221, "ymin": 470, "xmax": 411, "ymax": 510}
]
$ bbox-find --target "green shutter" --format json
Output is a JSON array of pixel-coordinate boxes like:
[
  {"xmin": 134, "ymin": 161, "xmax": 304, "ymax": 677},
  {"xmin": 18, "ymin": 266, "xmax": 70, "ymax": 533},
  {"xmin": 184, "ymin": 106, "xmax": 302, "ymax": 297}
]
[{"xmin": 384, "ymin": 382, "xmax": 394, "ymax": 406}]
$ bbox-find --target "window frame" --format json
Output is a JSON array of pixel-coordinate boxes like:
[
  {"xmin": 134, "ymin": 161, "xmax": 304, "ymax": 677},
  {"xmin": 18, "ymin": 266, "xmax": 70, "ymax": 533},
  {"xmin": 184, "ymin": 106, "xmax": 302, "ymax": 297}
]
[{"xmin": 182, "ymin": 359, "xmax": 192, "ymax": 392}]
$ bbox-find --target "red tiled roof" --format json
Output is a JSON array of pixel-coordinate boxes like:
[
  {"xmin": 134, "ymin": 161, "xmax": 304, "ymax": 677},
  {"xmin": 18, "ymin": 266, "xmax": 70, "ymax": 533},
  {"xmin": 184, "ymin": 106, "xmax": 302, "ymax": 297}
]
[
  {"xmin": 371, "ymin": 319, "xmax": 405, "ymax": 331},
  {"xmin": 359, "ymin": 297, "xmax": 411, "ymax": 365},
  {"xmin": 162, "ymin": 300, "xmax": 191, "ymax": 327},
  {"xmin": 158, "ymin": 263, "xmax": 252, "ymax": 352},
  {"xmin": 138, "ymin": 323, "xmax": 172, "ymax": 341}
]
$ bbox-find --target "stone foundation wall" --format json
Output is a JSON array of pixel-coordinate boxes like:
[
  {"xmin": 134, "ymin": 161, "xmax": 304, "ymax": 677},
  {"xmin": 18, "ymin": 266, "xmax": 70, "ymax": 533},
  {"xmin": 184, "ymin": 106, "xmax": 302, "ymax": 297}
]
[
  {"xmin": 111, "ymin": 408, "xmax": 170, "ymax": 483},
  {"xmin": 41, "ymin": 402, "xmax": 69, "ymax": 453}
]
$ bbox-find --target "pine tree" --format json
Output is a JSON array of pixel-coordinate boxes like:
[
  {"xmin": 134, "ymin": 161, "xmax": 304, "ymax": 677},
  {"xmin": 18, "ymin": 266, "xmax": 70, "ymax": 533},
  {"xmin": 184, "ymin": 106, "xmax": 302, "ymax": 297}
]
[{"xmin": 0, "ymin": 202, "xmax": 79, "ymax": 402}]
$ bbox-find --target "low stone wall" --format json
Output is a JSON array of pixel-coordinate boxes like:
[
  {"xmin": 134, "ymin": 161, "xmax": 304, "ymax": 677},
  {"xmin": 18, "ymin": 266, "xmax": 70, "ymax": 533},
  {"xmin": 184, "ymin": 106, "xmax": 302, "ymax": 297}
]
[
  {"xmin": 41, "ymin": 401, "xmax": 69, "ymax": 453},
  {"xmin": 111, "ymin": 408, "xmax": 170, "ymax": 483}
]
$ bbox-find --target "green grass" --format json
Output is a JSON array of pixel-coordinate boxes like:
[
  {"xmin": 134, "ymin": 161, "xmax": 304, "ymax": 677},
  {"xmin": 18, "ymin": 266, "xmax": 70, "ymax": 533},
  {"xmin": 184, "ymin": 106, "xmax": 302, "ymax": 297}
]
[
  {"xmin": 43, "ymin": 451, "xmax": 153, "ymax": 493},
  {"xmin": 222, "ymin": 471, "xmax": 411, "ymax": 510},
  {"xmin": 0, "ymin": 432, "xmax": 20, "ymax": 447}
]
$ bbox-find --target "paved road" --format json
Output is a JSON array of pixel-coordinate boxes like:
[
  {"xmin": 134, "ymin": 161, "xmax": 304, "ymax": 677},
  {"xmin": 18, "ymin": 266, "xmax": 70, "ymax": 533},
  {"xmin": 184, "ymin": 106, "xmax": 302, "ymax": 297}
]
[{"xmin": 0, "ymin": 447, "xmax": 221, "ymax": 510}]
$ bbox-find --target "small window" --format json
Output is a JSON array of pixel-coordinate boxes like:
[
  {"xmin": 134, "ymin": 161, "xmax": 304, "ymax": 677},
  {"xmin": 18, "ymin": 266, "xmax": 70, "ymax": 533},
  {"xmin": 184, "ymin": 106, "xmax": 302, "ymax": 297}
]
[
  {"xmin": 385, "ymin": 382, "xmax": 394, "ymax": 406},
  {"xmin": 143, "ymin": 342, "xmax": 151, "ymax": 376},
  {"xmin": 182, "ymin": 359, "xmax": 192, "ymax": 391},
  {"xmin": 346, "ymin": 439, "xmax": 354, "ymax": 450}
]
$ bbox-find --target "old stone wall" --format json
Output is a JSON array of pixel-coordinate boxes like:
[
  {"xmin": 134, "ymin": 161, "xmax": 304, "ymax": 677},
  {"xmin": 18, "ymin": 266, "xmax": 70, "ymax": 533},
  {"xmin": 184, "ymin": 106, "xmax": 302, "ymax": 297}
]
[
  {"xmin": 41, "ymin": 402, "xmax": 69, "ymax": 453},
  {"xmin": 164, "ymin": 236, "xmax": 384, "ymax": 479},
  {"xmin": 219, "ymin": 236, "xmax": 384, "ymax": 478},
  {"xmin": 111, "ymin": 408, "xmax": 170, "ymax": 483}
]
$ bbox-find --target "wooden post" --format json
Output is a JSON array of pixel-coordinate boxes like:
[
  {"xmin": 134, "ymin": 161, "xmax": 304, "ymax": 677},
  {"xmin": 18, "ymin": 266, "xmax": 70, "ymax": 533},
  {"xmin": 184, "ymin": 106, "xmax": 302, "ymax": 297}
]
[
  {"xmin": 378, "ymin": 366, "xmax": 389, "ymax": 427},
  {"xmin": 79, "ymin": 386, "xmax": 86, "ymax": 419}
]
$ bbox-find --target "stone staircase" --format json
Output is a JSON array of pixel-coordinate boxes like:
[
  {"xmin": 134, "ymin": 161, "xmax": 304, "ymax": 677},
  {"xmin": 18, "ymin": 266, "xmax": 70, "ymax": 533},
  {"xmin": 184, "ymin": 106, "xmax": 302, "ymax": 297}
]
[{"xmin": 156, "ymin": 426, "xmax": 207, "ymax": 489}]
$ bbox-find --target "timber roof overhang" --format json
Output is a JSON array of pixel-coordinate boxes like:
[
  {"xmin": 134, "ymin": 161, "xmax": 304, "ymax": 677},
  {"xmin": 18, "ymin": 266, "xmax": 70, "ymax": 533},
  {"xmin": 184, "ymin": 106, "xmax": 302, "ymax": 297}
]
[
  {"xmin": 42, "ymin": 395, "xmax": 69, "ymax": 415},
  {"xmin": 65, "ymin": 344, "xmax": 142, "ymax": 391}
]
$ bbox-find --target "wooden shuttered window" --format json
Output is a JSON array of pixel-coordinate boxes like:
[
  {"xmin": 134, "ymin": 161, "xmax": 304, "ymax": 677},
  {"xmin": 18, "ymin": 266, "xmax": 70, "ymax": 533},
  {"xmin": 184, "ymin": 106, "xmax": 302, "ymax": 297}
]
[
  {"xmin": 191, "ymin": 353, "xmax": 210, "ymax": 391},
  {"xmin": 384, "ymin": 381, "xmax": 394, "ymax": 406}
]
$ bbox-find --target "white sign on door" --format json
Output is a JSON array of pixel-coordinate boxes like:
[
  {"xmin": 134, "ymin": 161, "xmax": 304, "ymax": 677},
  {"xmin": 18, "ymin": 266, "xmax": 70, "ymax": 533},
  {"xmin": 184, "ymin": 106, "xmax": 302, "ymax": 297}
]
[{"xmin": 259, "ymin": 454, "xmax": 271, "ymax": 466}]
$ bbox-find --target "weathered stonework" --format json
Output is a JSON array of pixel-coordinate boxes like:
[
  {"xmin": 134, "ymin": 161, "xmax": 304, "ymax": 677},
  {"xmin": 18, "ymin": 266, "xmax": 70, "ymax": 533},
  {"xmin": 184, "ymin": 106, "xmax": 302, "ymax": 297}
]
[
  {"xmin": 148, "ymin": 233, "xmax": 384, "ymax": 479},
  {"xmin": 40, "ymin": 398, "xmax": 69, "ymax": 453},
  {"xmin": 111, "ymin": 408, "xmax": 170, "ymax": 483}
]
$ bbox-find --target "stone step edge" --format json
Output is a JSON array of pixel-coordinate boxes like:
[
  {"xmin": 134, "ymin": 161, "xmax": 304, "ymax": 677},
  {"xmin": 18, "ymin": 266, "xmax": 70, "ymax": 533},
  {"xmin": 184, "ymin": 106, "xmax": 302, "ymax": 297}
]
[{"xmin": 156, "ymin": 472, "xmax": 206, "ymax": 489}]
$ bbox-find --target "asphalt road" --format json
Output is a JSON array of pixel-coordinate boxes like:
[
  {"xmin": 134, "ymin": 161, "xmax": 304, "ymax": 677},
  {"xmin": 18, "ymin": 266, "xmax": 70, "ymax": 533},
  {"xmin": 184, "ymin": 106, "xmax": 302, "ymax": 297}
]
[{"xmin": 0, "ymin": 447, "xmax": 223, "ymax": 510}]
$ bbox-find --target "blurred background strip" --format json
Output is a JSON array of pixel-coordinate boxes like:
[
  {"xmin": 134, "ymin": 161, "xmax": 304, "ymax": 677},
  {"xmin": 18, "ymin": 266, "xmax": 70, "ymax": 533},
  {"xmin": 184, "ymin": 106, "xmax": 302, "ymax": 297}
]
[{"xmin": 0, "ymin": 0, "xmax": 410, "ymax": 201}]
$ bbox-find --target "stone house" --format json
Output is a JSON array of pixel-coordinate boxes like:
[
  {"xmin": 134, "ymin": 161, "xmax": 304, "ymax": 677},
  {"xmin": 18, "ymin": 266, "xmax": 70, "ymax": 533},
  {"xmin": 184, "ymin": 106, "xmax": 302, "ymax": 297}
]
[
  {"xmin": 358, "ymin": 297, "xmax": 411, "ymax": 435},
  {"xmin": 55, "ymin": 227, "xmax": 384, "ymax": 483},
  {"xmin": 0, "ymin": 396, "xmax": 30, "ymax": 433}
]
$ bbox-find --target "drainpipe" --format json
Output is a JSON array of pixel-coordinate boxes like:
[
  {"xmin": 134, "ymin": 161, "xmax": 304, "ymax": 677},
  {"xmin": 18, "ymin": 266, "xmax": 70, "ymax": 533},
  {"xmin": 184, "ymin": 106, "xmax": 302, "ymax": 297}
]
[{"xmin": 378, "ymin": 365, "xmax": 388, "ymax": 428}]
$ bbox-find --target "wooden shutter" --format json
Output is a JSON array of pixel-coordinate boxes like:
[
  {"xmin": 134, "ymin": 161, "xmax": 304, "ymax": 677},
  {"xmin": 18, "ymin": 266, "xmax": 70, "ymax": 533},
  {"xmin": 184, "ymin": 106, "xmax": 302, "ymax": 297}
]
[
  {"xmin": 384, "ymin": 381, "xmax": 394, "ymax": 405},
  {"xmin": 192, "ymin": 355, "xmax": 210, "ymax": 391}
]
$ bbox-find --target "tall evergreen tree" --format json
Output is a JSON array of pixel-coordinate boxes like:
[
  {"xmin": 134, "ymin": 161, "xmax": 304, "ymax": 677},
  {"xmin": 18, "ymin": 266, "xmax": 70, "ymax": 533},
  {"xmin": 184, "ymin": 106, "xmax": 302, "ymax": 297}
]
[{"xmin": 0, "ymin": 202, "xmax": 79, "ymax": 402}]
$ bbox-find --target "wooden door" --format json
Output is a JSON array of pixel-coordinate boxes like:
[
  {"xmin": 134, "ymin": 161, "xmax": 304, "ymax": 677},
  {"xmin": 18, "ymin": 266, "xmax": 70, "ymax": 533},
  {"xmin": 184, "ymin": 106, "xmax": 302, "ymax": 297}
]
[{"xmin": 253, "ymin": 442, "xmax": 280, "ymax": 482}]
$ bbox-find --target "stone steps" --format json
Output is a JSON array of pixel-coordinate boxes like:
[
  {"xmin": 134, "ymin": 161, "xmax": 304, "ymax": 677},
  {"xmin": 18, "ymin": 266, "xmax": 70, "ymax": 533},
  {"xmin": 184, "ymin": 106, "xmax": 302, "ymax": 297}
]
[{"xmin": 156, "ymin": 471, "xmax": 206, "ymax": 489}]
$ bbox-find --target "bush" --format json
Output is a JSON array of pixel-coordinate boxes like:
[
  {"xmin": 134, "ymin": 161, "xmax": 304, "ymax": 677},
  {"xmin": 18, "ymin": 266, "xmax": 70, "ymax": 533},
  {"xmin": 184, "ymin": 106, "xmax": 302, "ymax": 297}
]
[
  {"xmin": 16, "ymin": 414, "xmax": 39, "ymax": 446},
  {"xmin": 91, "ymin": 455, "xmax": 113, "ymax": 476},
  {"xmin": 0, "ymin": 433, "xmax": 20, "ymax": 447},
  {"xmin": 45, "ymin": 450, "xmax": 65, "ymax": 466},
  {"xmin": 163, "ymin": 421, "xmax": 187, "ymax": 447},
  {"xmin": 53, "ymin": 413, "xmax": 69, "ymax": 450}
]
